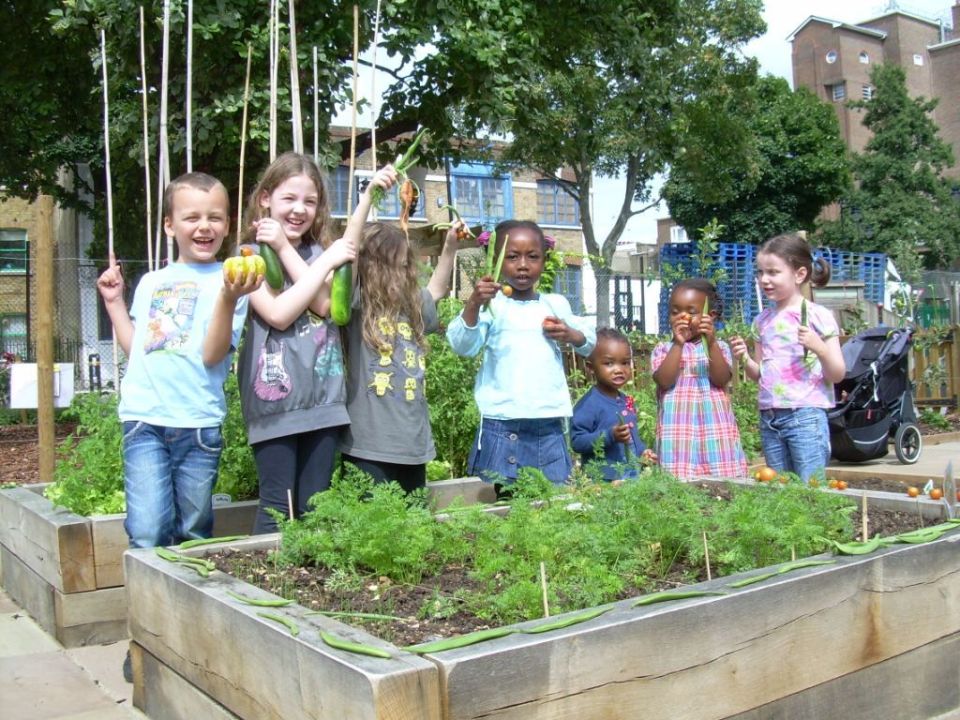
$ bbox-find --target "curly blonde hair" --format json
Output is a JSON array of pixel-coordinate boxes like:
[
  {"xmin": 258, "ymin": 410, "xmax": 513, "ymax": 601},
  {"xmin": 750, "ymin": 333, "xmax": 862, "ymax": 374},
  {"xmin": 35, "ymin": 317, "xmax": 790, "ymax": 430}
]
[
  {"xmin": 357, "ymin": 223, "xmax": 424, "ymax": 351},
  {"xmin": 241, "ymin": 152, "xmax": 332, "ymax": 247}
]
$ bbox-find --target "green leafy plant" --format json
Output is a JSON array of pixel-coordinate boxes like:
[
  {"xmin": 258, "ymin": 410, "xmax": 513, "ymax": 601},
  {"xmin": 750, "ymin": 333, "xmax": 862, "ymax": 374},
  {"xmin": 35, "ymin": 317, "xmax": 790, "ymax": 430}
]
[
  {"xmin": 919, "ymin": 408, "xmax": 951, "ymax": 432},
  {"xmin": 45, "ymin": 377, "xmax": 258, "ymax": 516}
]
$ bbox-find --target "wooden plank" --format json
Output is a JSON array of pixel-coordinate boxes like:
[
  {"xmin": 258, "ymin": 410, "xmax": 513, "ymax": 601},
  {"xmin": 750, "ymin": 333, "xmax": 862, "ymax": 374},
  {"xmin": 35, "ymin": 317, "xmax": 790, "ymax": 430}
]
[
  {"xmin": 211, "ymin": 500, "xmax": 258, "ymax": 537},
  {"xmin": 0, "ymin": 545, "xmax": 56, "ymax": 636},
  {"xmin": 90, "ymin": 515, "xmax": 128, "ymax": 589},
  {"xmin": 133, "ymin": 642, "xmax": 242, "ymax": 720},
  {"xmin": 125, "ymin": 549, "xmax": 442, "ymax": 720},
  {"xmin": 427, "ymin": 477, "xmax": 496, "ymax": 511},
  {"xmin": 730, "ymin": 631, "xmax": 960, "ymax": 720},
  {"xmin": 435, "ymin": 535, "xmax": 960, "ymax": 720},
  {"xmin": 54, "ymin": 584, "xmax": 128, "ymax": 647},
  {"xmin": 0, "ymin": 486, "xmax": 95, "ymax": 592}
]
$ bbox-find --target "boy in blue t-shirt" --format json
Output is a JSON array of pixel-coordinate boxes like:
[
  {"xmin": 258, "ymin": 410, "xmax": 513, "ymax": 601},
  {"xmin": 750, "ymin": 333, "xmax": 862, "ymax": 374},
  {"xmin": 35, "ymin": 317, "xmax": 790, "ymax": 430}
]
[
  {"xmin": 571, "ymin": 328, "xmax": 655, "ymax": 481},
  {"xmin": 97, "ymin": 172, "xmax": 260, "ymax": 548}
]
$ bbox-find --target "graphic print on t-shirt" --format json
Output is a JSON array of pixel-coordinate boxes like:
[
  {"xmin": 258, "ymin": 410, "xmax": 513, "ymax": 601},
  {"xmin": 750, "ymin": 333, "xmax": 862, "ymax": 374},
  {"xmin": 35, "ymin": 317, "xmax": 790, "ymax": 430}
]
[
  {"xmin": 144, "ymin": 281, "xmax": 200, "ymax": 354},
  {"xmin": 366, "ymin": 317, "xmax": 424, "ymax": 402}
]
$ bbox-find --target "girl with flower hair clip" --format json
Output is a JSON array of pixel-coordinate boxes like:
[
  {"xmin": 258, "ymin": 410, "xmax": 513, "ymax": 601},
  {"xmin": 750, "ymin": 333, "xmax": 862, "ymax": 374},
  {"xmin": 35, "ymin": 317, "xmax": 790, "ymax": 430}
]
[{"xmin": 447, "ymin": 219, "xmax": 595, "ymax": 491}]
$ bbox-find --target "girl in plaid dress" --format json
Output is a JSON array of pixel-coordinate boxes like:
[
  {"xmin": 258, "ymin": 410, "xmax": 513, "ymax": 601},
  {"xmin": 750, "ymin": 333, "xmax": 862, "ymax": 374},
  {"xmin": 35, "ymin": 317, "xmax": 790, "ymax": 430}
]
[{"xmin": 652, "ymin": 279, "xmax": 747, "ymax": 479}]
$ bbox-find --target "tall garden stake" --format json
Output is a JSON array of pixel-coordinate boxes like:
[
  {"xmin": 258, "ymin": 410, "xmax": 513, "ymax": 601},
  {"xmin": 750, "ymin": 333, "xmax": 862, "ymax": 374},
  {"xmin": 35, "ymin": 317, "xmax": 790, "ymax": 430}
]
[
  {"xmin": 237, "ymin": 44, "xmax": 253, "ymax": 246},
  {"xmin": 139, "ymin": 6, "xmax": 153, "ymax": 270},
  {"xmin": 185, "ymin": 0, "xmax": 193, "ymax": 172},
  {"xmin": 288, "ymin": 0, "xmax": 303, "ymax": 153},
  {"xmin": 100, "ymin": 28, "xmax": 119, "ymax": 375}
]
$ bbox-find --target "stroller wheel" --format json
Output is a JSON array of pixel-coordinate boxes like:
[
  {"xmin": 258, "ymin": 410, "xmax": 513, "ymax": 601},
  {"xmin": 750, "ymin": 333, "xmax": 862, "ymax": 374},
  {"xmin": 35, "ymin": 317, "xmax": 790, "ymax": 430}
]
[{"xmin": 894, "ymin": 423, "xmax": 922, "ymax": 464}]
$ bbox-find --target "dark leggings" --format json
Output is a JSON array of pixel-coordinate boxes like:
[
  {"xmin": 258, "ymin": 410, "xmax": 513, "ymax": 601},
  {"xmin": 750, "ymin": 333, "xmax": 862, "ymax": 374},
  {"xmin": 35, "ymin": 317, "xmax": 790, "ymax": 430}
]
[
  {"xmin": 341, "ymin": 454, "xmax": 426, "ymax": 494},
  {"xmin": 251, "ymin": 427, "xmax": 342, "ymax": 533}
]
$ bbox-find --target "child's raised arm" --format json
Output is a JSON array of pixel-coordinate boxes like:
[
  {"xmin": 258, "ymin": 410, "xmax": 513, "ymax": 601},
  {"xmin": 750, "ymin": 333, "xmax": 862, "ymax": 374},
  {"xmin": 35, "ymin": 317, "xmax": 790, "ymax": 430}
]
[
  {"xmin": 96, "ymin": 254, "xmax": 134, "ymax": 357},
  {"xmin": 426, "ymin": 221, "xmax": 462, "ymax": 302},
  {"xmin": 202, "ymin": 269, "xmax": 261, "ymax": 367}
]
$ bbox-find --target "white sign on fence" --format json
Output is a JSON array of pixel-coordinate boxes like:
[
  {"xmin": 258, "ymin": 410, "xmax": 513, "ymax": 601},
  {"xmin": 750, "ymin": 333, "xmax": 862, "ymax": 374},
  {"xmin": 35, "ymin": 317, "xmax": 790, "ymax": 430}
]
[{"xmin": 9, "ymin": 363, "xmax": 75, "ymax": 409}]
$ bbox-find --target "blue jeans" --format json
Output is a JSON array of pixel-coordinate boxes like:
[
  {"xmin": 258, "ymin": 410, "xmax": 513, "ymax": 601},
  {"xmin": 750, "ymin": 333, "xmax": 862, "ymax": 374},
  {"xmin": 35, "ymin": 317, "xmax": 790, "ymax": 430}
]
[
  {"xmin": 468, "ymin": 417, "xmax": 572, "ymax": 485},
  {"xmin": 759, "ymin": 407, "xmax": 830, "ymax": 483},
  {"xmin": 122, "ymin": 421, "xmax": 222, "ymax": 548}
]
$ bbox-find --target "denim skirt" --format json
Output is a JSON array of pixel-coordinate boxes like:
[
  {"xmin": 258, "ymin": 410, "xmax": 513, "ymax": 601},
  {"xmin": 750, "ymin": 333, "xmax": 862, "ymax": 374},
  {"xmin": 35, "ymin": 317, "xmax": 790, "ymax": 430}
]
[{"xmin": 468, "ymin": 417, "xmax": 572, "ymax": 485}]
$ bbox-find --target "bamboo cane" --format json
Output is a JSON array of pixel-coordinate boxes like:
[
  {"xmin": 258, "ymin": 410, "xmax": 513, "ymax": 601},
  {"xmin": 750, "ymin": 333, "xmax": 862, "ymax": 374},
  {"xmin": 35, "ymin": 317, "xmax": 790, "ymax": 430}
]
[
  {"xmin": 370, "ymin": 0, "xmax": 382, "ymax": 172},
  {"xmin": 185, "ymin": 0, "xmax": 193, "ymax": 172},
  {"xmin": 347, "ymin": 4, "xmax": 359, "ymax": 215},
  {"xmin": 268, "ymin": 0, "xmax": 278, "ymax": 161},
  {"xmin": 312, "ymin": 45, "xmax": 318, "ymax": 163},
  {"xmin": 139, "ymin": 6, "xmax": 153, "ymax": 270},
  {"xmin": 288, "ymin": 0, "xmax": 303, "ymax": 154},
  {"xmin": 861, "ymin": 491, "xmax": 869, "ymax": 541},
  {"xmin": 100, "ymin": 29, "xmax": 120, "ymax": 377},
  {"xmin": 539, "ymin": 561, "xmax": 550, "ymax": 618},
  {"xmin": 237, "ymin": 44, "xmax": 253, "ymax": 247},
  {"xmin": 155, "ymin": 0, "xmax": 171, "ymax": 267},
  {"xmin": 702, "ymin": 530, "xmax": 712, "ymax": 582}
]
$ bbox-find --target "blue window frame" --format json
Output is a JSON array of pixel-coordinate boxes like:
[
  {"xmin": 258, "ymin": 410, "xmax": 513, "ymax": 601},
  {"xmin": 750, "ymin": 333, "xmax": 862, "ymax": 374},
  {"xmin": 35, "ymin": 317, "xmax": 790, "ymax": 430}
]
[
  {"xmin": 537, "ymin": 180, "xmax": 579, "ymax": 226},
  {"xmin": 0, "ymin": 229, "xmax": 27, "ymax": 273},
  {"xmin": 552, "ymin": 266, "xmax": 583, "ymax": 314},
  {"xmin": 329, "ymin": 166, "xmax": 424, "ymax": 218},
  {"xmin": 449, "ymin": 162, "xmax": 512, "ymax": 227}
]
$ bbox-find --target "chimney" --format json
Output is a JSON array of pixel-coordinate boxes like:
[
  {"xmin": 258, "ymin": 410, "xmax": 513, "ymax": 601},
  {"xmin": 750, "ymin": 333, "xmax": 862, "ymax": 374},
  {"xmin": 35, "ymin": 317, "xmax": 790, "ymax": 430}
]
[{"xmin": 954, "ymin": 2, "xmax": 960, "ymax": 40}]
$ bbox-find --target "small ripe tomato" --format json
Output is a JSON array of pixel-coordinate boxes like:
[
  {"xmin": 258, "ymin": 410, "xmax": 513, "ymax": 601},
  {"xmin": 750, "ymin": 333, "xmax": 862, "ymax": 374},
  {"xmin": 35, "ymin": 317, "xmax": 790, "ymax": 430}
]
[
  {"xmin": 907, "ymin": 486, "xmax": 920, "ymax": 498},
  {"xmin": 836, "ymin": 480, "xmax": 848, "ymax": 491},
  {"xmin": 501, "ymin": 285, "xmax": 513, "ymax": 297},
  {"xmin": 930, "ymin": 488, "xmax": 943, "ymax": 500},
  {"xmin": 756, "ymin": 466, "xmax": 777, "ymax": 483}
]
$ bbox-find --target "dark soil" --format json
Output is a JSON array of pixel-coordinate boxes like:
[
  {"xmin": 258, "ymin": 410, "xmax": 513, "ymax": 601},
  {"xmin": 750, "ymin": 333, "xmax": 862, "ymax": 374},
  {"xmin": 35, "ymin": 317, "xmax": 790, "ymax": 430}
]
[
  {"xmin": 0, "ymin": 423, "xmax": 76, "ymax": 486},
  {"xmin": 210, "ymin": 483, "xmax": 929, "ymax": 647}
]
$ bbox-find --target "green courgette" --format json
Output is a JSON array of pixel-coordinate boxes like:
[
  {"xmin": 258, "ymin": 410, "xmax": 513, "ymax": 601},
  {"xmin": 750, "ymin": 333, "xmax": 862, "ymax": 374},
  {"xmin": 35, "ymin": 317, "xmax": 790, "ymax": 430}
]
[
  {"xmin": 259, "ymin": 244, "xmax": 283, "ymax": 290},
  {"xmin": 330, "ymin": 264, "xmax": 352, "ymax": 326}
]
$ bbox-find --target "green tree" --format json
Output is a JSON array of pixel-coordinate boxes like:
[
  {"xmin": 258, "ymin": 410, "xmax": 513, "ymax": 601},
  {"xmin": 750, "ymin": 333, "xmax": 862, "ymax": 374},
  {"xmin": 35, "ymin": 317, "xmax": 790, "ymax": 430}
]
[
  {"xmin": 663, "ymin": 75, "xmax": 850, "ymax": 245},
  {"xmin": 818, "ymin": 64, "xmax": 960, "ymax": 282}
]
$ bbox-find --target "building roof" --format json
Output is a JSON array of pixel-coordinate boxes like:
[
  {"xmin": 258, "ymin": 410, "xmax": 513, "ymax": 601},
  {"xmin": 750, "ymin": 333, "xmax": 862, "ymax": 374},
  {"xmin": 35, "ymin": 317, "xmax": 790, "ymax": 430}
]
[
  {"xmin": 929, "ymin": 37, "xmax": 960, "ymax": 52},
  {"xmin": 786, "ymin": 16, "xmax": 887, "ymax": 42},
  {"xmin": 857, "ymin": 9, "xmax": 944, "ymax": 30}
]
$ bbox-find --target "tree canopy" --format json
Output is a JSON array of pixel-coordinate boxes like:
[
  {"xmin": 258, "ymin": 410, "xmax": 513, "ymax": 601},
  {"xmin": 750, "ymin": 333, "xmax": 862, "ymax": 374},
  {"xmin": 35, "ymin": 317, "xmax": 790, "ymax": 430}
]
[
  {"xmin": 817, "ymin": 64, "xmax": 960, "ymax": 282},
  {"xmin": 663, "ymin": 75, "xmax": 850, "ymax": 245},
  {"xmin": 4, "ymin": 0, "xmax": 768, "ymax": 315}
]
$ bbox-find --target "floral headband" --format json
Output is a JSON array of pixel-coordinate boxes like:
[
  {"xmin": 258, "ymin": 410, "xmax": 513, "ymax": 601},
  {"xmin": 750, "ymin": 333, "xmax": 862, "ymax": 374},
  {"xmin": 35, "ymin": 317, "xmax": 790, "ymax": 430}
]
[{"xmin": 476, "ymin": 230, "xmax": 556, "ymax": 250}]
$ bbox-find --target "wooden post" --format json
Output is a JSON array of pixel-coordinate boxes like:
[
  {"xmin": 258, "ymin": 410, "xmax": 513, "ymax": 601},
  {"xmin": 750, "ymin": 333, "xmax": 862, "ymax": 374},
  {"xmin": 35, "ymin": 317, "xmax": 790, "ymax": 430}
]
[{"xmin": 36, "ymin": 196, "xmax": 55, "ymax": 483}]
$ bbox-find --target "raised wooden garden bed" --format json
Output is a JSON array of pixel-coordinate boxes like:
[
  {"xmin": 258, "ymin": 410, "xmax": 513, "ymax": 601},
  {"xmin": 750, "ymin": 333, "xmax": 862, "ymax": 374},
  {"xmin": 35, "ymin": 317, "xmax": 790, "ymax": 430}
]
[
  {"xmin": 0, "ymin": 477, "xmax": 490, "ymax": 648},
  {"xmin": 125, "ymin": 498, "xmax": 960, "ymax": 720},
  {"xmin": 0, "ymin": 483, "xmax": 256, "ymax": 646}
]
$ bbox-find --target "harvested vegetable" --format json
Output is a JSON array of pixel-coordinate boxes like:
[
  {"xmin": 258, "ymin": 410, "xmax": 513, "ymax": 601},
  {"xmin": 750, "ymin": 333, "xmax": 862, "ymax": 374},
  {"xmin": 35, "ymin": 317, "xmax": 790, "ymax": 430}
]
[
  {"xmin": 522, "ymin": 606, "xmax": 612, "ymax": 634},
  {"xmin": 320, "ymin": 631, "xmax": 392, "ymax": 659},
  {"xmin": 257, "ymin": 611, "xmax": 300, "ymax": 637},
  {"xmin": 179, "ymin": 535, "xmax": 248, "ymax": 550},
  {"xmin": 330, "ymin": 265, "xmax": 352, "ymax": 326},
  {"xmin": 226, "ymin": 590, "xmax": 294, "ymax": 607},
  {"xmin": 260, "ymin": 244, "xmax": 283, "ymax": 290},
  {"xmin": 631, "ymin": 590, "xmax": 725, "ymax": 607},
  {"xmin": 224, "ymin": 248, "xmax": 266, "ymax": 284},
  {"xmin": 404, "ymin": 627, "xmax": 517, "ymax": 654},
  {"xmin": 800, "ymin": 298, "xmax": 809, "ymax": 360}
]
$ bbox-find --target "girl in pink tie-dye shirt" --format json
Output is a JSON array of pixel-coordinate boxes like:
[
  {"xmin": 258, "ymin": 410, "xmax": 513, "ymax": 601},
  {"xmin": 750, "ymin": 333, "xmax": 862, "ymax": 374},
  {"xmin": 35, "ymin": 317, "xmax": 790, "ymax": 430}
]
[{"xmin": 731, "ymin": 233, "xmax": 845, "ymax": 483}]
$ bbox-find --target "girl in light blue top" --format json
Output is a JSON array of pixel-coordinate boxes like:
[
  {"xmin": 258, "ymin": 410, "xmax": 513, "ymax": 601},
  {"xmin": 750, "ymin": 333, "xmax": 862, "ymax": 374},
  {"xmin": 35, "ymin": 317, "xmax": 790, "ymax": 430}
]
[{"xmin": 446, "ymin": 219, "xmax": 595, "ymax": 488}]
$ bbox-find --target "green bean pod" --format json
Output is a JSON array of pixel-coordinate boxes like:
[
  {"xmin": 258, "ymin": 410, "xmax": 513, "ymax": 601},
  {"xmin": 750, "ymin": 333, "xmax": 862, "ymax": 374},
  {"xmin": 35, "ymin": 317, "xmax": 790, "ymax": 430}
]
[
  {"xmin": 257, "ymin": 611, "xmax": 300, "ymax": 637},
  {"xmin": 775, "ymin": 559, "xmax": 836, "ymax": 573},
  {"xmin": 830, "ymin": 535, "xmax": 883, "ymax": 555},
  {"xmin": 631, "ymin": 590, "xmax": 725, "ymax": 607},
  {"xmin": 404, "ymin": 627, "xmax": 517, "ymax": 654},
  {"xmin": 492, "ymin": 233, "xmax": 508, "ymax": 282},
  {"xmin": 523, "ymin": 606, "xmax": 612, "ymax": 634},
  {"xmin": 727, "ymin": 571, "xmax": 781, "ymax": 588},
  {"xmin": 320, "ymin": 631, "xmax": 392, "ymax": 659},
  {"xmin": 306, "ymin": 610, "xmax": 402, "ymax": 622},
  {"xmin": 179, "ymin": 535, "xmax": 248, "ymax": 549},
  {"xmin": 800, "ymin": 298, "xmax": 809, "ymax": 360},
  {"xmin": 154, "ymin": 547, "xmax": 213, "ymax": 577},
  {"xmin": 226, "ymin": 590, "xmax": 294, "ymax": 607}
]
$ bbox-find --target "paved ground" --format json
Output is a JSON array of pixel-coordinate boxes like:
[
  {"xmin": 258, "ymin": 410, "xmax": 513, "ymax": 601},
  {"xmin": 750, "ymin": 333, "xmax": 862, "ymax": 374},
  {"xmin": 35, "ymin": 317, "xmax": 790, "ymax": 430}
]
[
  {"xmin": 0, "ymin": 587, "xmax": 144, "ymax": 720},
  {"xmin": 828, "ymin": 434, "xmax": 960, "ymax": 486}
]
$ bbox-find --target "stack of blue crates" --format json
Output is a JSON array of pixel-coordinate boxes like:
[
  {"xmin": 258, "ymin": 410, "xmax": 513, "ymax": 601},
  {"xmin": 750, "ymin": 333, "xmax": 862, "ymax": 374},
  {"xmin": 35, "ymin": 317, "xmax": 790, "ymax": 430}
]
[{"xmin": 657, "ymin": 243, "xmax": 886, "ymax": 334}]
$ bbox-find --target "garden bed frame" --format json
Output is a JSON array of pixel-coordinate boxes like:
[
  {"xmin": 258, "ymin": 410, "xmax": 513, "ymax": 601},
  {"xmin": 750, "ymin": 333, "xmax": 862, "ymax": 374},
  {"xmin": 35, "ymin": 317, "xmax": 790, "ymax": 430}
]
[
  {"xmin": 0, "ymin": 477, "xmax": 491, "ymax": 647},
  {"xmin": 124, "ymin": 489, "xmax": 960, "ymax": 720}
]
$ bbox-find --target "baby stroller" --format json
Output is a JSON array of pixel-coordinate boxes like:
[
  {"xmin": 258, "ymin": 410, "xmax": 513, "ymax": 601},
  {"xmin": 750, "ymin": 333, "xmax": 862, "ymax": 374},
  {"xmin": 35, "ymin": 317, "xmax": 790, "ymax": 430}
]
[{"xmin": 827, "ymin": 325, "xmax": 922, "ymax": 464}]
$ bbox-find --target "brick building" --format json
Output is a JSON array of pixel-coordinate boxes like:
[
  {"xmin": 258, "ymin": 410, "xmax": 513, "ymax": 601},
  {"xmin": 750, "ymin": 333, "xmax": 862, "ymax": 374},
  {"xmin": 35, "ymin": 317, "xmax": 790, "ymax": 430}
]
[{"xmin": 788, "ymin": 4, "xmax": 960, "ymax": 178}]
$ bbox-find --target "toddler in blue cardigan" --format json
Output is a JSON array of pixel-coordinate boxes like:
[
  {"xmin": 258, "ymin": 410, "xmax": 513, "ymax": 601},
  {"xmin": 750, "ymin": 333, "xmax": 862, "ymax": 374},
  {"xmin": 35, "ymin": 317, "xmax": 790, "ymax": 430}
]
[{"xmin": 571, "ymin": 328, "xmax": 655, "ymax": 480}]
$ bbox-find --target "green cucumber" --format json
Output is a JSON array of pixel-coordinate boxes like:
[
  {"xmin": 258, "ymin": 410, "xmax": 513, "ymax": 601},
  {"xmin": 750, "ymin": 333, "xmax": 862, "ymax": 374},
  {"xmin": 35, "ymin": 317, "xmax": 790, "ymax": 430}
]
[
  {"xmin": 330, "ymin": 264, "xmax": 352, "ymax": 326},
  {"xmin": 259, "ymin": 244, "xmax": 283, "ymax": 290}
]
